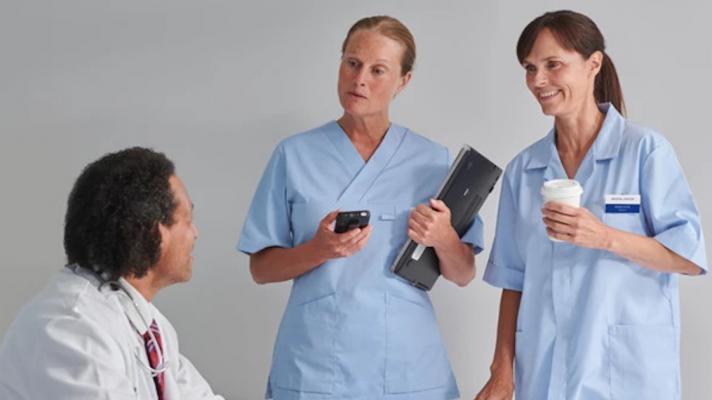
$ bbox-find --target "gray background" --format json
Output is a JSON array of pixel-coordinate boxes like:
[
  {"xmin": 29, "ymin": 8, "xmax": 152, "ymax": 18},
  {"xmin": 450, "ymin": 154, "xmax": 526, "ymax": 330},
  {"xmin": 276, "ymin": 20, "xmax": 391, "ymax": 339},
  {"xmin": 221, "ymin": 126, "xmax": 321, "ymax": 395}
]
[{"xmin": 1, "ymin": 1, "xmax": 710, "ymax": 398}]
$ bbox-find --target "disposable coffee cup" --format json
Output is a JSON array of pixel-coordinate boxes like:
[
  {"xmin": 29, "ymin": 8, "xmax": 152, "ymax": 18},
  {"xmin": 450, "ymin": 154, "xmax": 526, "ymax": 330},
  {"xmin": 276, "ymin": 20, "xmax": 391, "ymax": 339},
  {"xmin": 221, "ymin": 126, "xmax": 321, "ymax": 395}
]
[{"xmin": 540, "ymin": 179, "xmax": 583, "ymax": 242}]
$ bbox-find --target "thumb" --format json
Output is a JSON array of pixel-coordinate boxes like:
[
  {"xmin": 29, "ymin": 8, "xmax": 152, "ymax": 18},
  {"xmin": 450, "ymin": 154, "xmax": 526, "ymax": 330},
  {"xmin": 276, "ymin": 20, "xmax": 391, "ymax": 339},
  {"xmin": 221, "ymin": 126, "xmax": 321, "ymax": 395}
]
[
  {"xmin": 322, "ymin": 210, "xmax": 340, "ymax": 226},
  {"xmin": 429, "ymin": 198, "xmax": 448, "ymax": 212}
]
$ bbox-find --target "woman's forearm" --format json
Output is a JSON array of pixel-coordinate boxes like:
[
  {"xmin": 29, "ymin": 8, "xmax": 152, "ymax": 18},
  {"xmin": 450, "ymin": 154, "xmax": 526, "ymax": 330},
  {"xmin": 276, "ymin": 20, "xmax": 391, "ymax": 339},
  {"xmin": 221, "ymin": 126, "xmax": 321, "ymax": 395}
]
[
  {"xmin": 490, "ymin": 289, "xmax": 521, "ymax": 374},
  {"xmin": 249, "ymin": 242, "xmax": 326, "ymax": 284},
  {"xmin": 434, "ymin": 228, "xmax": 475, "ymax": 287},
  {"xmin": 605, "ymin": 228, "xmax": 701, "ymax": 275}
]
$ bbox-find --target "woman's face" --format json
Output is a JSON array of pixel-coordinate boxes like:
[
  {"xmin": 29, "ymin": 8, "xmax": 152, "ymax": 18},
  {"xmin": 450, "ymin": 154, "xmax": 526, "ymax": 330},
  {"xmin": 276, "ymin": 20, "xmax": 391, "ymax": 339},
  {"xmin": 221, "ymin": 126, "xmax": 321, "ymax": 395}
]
[
  {"xmin": 522, "ymin": 28, "xmax": 601, "ymax": 118},
  {"xmin": 338, "ymin": 29, "xmax": 411, "ymax": 121}
]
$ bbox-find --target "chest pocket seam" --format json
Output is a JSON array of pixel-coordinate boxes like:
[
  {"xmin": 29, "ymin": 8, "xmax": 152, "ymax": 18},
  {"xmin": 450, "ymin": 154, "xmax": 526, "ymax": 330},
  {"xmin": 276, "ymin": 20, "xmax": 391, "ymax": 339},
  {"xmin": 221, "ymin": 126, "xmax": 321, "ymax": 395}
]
[{"xmin": 603, "ymin": 212, "xmax": 648, "ymax": 236}]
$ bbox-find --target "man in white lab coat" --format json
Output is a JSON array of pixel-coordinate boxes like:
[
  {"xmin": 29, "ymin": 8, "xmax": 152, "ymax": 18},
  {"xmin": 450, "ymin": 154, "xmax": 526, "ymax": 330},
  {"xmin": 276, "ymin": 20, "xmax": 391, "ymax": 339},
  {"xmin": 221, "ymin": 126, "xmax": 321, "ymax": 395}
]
[{"xmin": 0, "ymin": 147, "xmax": 225, "ymax": 399}]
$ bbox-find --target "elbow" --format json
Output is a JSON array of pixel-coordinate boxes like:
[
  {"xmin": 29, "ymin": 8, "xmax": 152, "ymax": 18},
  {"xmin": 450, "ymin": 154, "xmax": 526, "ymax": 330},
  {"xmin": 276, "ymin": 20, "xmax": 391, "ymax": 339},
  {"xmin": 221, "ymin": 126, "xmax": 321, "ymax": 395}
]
[
  {"xmin": 685, "ymin": 264, "xmax": 705, "ymax": 276},
  {"xmin": 455, "ymin": 255, "xmax": 477, "ymax": 287},
  {"xmin": 249, "ymin": 261, "xmax": 269, "ymax": 285},
  {"xmin": 443, "ymin": 254, "xmax": 476, "ymax": 287},
  {"xmin": 454, "ymin": 279, "xmax": 469, "ymax": 288},
  {"xmin": 455, "ymin": 269, "xmax": 476, "ymax": 287},
  {"xmin": 448, "ymin": 265, "xmax": 475, "ymax": 288}
]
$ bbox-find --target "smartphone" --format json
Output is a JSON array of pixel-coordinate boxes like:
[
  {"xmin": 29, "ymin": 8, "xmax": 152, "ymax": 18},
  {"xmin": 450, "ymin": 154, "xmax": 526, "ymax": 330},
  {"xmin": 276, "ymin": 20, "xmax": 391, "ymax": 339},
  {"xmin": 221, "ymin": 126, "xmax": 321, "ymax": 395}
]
[{"xmin": 334, "ymin": 210, "xmax": 370, "ymax": 233}]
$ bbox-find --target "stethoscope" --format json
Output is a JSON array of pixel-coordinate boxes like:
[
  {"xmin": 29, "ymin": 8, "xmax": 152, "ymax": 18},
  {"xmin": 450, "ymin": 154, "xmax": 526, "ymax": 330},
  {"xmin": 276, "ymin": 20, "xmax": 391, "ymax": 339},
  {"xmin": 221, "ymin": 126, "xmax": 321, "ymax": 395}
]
[{"xmin": 67, "ymin": 264, "xmax": 169, "ymax": 377}]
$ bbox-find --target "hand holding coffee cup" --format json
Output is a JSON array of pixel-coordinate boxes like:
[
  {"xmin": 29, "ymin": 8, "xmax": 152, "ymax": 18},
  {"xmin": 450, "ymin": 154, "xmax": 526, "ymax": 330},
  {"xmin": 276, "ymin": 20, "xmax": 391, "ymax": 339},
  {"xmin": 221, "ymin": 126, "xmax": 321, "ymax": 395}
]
[{"xmin": 541, "ymin": 179, "xmax": 584, "ymax": 242}]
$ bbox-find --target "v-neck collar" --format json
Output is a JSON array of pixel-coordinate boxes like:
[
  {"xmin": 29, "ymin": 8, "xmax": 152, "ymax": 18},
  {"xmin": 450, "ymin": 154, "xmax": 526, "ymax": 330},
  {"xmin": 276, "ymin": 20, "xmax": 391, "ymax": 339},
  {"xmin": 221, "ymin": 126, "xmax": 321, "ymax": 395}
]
[
  {"xmin": 323, "ymin": 120, "xmax": 407, "ymax": 202},
  {"xmin": 524, "ymin": 103, "xmax": 625, "ymax": 182}
]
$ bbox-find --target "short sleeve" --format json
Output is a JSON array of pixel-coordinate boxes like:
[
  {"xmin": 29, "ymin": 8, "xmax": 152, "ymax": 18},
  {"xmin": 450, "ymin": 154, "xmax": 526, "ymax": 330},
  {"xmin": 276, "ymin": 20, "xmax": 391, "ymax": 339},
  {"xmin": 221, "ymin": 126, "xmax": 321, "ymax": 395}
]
[
  {"xmin": 483, "ymin": 170, "xmax": 526, "ymax": 290},
  {"xmin": 237, "ymin": 144, "xmax": 293, "ymax": 255},
  {"xmin": 641, "ymin": 141, "xmax": 708, "ymax": 274},
  {"xmin": 461, "ymin": 214, "xmax": 484, "ymax": 254}
]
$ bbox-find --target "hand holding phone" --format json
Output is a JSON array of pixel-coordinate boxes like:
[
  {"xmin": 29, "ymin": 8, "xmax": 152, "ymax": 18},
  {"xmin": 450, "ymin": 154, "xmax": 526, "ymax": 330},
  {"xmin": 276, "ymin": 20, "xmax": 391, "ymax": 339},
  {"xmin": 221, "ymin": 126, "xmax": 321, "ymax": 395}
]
[
  {"xmin": 309, "ymin": 210, "xmax": 372, "ymax": 260},
  {"xmin": 334, "ymin": 210, "xmax": 370, "ymax": 233}
]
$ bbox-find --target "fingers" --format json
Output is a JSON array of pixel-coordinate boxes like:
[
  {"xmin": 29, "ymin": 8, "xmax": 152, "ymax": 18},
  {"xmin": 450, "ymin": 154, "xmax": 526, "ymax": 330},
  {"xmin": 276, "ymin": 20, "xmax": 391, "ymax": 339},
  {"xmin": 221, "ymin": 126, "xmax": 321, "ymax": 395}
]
[
  {"xmin": 542, "ymin": 216, "xmax": 575, "ymax": 235},
  {"xmin": 411, "ymin": 205, "xmax": 435, "ymax": 226},
  {"xmin": 543, "ymin": 201, "xmax": 578, "ymax": 216},
  {"xmin": 339, "ymin": 225, "xmax": 372, "ymax": 256},
  {"xmin": 408, "ymin": 212, "xmax": 428, "ymax": 233},
  {"xmin": 352, "ymin": 225, "xmax": 372, "ymax": 249},
  {"xmin": 413, "ymin": 204, "xmax": 434, "ymax": 219},
  {"xmin": 429, "ymin": 198, "xmax": 449, "ymax": 213},
  {"xmin": 541, "ymin": 207, "xmax": 577, "ymax": 225},
  {"xmin": 348, "ymin": 225, "xmax": 370, "ymax": 244},
  {"xmin": 321, "ymin": 210, "xmax": 340, "ymax": 228},
  {"xmin": 337, "ymin": 226, "xmax": 365, "ymax": 243},
  {"xmin": 407, "ymin": 227, "xmax": 424, "ymax": 244},
  {"xmin": 408, "ymin": 209, "xmax": 431, "ymax": 244},
  {"xmin": 547, "ymin": 227, "xmax": 573, "ymax": 242}
]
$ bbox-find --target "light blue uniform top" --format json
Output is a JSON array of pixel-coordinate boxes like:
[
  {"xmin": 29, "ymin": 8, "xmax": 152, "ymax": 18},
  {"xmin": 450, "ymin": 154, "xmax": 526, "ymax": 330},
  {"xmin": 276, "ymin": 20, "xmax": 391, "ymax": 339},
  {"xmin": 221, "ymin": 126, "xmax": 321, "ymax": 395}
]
[
  {"xmin": 484, "ymin": 104, "xmax": 707, "ymax": 400},
  {"xmin": 238, "ymin": 121, "xmax": 484, "ymax": 400}
]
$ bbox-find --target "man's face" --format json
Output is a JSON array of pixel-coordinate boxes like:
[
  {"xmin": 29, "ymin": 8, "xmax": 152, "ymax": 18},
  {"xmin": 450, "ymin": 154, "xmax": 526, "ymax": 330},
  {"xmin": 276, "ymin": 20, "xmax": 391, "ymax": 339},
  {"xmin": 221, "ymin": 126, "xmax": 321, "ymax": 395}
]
[{"xmin": 154, "ymin": 175, "xmax": 198, "ymax": 286}]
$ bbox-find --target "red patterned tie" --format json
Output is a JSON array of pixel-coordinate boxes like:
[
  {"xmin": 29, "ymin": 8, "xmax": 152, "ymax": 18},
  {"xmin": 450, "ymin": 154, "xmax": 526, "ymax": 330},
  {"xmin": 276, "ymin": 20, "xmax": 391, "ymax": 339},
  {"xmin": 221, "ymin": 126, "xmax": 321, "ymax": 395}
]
[{"xmin": 143, "ymin": 320, "xmax": 165, "ymax": 399}]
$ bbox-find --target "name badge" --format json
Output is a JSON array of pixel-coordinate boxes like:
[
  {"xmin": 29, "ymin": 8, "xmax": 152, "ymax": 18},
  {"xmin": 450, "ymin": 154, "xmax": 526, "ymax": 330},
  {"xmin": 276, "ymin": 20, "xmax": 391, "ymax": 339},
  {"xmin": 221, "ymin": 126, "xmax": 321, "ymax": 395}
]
[{"xmin": 605, "ymin": 194, "xmax": 641, "ymax": 213}]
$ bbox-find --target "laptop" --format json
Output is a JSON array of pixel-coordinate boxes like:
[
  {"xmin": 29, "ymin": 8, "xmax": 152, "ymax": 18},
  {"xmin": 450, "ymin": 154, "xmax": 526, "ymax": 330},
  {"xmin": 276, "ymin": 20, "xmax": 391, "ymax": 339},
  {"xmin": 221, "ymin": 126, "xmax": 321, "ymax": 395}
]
[{"xmin": 391, "ymin": 144, "xmax": 502, "ymax": 290}]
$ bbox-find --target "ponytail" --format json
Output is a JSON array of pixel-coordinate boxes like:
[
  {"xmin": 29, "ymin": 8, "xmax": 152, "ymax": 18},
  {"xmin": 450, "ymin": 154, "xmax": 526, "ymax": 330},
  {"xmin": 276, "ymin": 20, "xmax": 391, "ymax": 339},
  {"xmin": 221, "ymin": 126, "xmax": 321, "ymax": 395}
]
[{"xmin": 595, "ymin": 52, "xmax": 625, "ymax": 115}]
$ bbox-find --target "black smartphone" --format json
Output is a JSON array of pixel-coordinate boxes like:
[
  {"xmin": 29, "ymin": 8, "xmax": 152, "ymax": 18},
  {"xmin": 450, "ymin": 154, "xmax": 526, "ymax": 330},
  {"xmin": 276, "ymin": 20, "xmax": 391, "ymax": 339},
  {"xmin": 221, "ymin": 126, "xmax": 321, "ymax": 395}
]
[{"xmin": 334, "ymin": 210, "xmax": 370, "ymax": 233}]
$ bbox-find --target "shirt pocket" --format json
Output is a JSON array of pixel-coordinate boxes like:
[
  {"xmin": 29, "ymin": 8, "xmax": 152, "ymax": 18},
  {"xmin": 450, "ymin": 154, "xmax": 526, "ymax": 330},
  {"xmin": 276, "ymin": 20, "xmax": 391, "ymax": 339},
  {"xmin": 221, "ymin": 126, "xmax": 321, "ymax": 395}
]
[
  {"xmin": 603, "ymin": 211, "xmax": 648, "ymax": 236},
  {"xmin": 602, "ymin": 212, "xmax": 649, "ymax": 263},
  {"xmin": 271, "ymin": 291, "xmax": 337, "ymax": 394},
  {"xmin": 608, "ymin": 324, "xmax": 678, "ymax": 400},
  {"xmin": 384, "ymin": 292, "xmax": 451, "ymax": 394}
]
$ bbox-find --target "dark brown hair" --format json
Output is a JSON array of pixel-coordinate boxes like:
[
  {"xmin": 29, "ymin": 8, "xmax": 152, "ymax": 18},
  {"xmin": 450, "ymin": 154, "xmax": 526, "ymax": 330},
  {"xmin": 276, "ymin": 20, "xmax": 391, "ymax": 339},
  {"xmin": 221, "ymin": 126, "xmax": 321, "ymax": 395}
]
[
  {"xmin": 64, "ymin": 147, "xmax": 177, "ymax": 281},
  {"xmin": 517, "ymin": 10, "xmax": 625, "ymax": 114},
  {"xmin": 341, "ymin": 15, "xmax": 416, "ymax": 76}
]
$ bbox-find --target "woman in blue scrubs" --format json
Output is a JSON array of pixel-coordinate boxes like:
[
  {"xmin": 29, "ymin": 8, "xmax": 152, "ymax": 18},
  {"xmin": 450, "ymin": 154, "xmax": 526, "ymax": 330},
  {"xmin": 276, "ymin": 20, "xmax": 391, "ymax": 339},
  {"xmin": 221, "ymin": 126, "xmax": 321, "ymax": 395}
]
[
  {"xmin": 239, "ymin": 16, "xmax": 483, "ymax": 400},
  {"xmin": 476, "ymin": 10, "xmax": 707, "ymax": 400}
]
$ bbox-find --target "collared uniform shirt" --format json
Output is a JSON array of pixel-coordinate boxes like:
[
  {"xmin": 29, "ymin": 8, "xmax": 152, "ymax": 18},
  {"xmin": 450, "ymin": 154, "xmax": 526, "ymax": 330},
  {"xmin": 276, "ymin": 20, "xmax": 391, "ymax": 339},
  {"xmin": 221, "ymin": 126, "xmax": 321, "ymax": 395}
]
[
  {"xmin": 484, "ymin": 104, "xmax": 707, "ymax": 400},
  {"xmin": 238, "ymin": 121, "xmax": 484, "ymax": 400},
  {"xmin": 0, "ymin": 267, "xmax": 224, "ymax": 400}
]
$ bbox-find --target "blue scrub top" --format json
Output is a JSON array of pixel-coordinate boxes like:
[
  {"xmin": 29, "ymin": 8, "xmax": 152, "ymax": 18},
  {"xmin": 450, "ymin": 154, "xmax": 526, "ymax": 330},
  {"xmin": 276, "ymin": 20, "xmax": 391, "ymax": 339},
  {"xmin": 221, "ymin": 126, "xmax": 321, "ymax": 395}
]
[
  {"xmin": 483, "ymin": 104, "xmax": 707, "ymax": 400},
  {"xmin": 239, "ymin": 121, "xmax": 484, "ymax": 400}
]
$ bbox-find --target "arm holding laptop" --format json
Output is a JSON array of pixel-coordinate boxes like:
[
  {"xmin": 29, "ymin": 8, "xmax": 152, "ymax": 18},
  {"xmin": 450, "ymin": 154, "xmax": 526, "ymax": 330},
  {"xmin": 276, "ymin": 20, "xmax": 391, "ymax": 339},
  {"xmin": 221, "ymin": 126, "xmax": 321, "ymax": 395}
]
[{"xmin": 408, "ymin": 198, "xmax": 476, "ymax": 287}]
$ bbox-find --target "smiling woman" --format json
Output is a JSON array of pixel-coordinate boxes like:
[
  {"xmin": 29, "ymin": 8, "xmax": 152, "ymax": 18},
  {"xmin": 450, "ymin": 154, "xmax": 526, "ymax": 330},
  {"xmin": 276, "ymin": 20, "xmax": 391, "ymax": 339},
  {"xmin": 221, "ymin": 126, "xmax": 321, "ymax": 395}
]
[
  {"xmin": 516, "ymin": 10, "xmax": 624, "ymax": 115},
  {"xmin": 238, "ymin": 15, "xmax": 485, "ymax": 400},
  {"xmin": 476, "ymin": 10, "xmax": 707, "ymax": 400}
]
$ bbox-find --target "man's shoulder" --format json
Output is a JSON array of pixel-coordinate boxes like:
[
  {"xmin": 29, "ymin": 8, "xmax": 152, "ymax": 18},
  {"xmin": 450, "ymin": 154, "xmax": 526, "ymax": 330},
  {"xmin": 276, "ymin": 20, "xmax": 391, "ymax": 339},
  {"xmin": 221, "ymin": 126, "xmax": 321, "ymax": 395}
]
[
  {"xmin": 0, "ymin": 269, "xmax": 135, "ymax": 397},
  {"xmin": 6, "ymin": 269, "xmax": 125, "ymax": 344}
]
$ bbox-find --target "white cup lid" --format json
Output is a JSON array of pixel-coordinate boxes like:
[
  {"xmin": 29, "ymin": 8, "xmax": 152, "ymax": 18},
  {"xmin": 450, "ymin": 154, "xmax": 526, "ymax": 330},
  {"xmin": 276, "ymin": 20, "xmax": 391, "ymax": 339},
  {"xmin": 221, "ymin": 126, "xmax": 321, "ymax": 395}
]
[{"xmin": 541, "ymin": 179, "xmax": 583, "ymax": 197}]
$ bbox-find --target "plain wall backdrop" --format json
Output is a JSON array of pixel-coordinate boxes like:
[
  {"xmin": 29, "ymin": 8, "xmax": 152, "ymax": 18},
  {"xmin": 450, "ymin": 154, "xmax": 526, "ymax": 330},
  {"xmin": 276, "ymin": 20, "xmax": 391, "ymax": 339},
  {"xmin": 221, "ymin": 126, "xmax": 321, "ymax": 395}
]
[{"xmin": 1, "ymin": 1, "xmax": 710, "ymax": 398}]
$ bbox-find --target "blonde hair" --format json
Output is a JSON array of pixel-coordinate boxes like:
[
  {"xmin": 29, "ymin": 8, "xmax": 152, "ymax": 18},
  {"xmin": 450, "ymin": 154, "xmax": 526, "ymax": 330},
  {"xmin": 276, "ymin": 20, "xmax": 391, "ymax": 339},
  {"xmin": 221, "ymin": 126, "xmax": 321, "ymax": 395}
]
[{"xmin": 341, "ymin": 15, "xmax": 416, "ymax": 76}]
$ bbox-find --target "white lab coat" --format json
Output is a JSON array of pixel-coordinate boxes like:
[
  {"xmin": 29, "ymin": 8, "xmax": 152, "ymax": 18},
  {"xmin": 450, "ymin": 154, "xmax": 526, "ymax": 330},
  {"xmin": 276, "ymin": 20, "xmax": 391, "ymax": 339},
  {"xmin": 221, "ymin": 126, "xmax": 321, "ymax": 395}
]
[{"xmin": 0, "ymin": 267, "xmax": 225, "ymax": 400}]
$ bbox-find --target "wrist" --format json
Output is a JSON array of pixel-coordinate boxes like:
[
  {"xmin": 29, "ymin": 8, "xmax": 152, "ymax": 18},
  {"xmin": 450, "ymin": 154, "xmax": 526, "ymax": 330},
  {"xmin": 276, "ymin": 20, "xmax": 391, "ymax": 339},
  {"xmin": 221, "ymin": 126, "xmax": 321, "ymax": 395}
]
[
  {"xmin": 489, "ymin": 362, "xmax": 514, "ymax": 378},
  {"xmin": 602, "ymin": 225, "xmax": 617, "ymax": 252},
  {"xmin": 490, "ymin": 352, "xmax": 514, "ymax": 374},
  {"xmin": 302, "ymin": 239, "xmax": 328, "ymax": 266},
  {"xmin": 490, "ymin": 351, "xmax": 514, "ymax": 374},
  {"xmin": 435, "ymin": 225, "xmax": 460, "ymax": 251}
]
